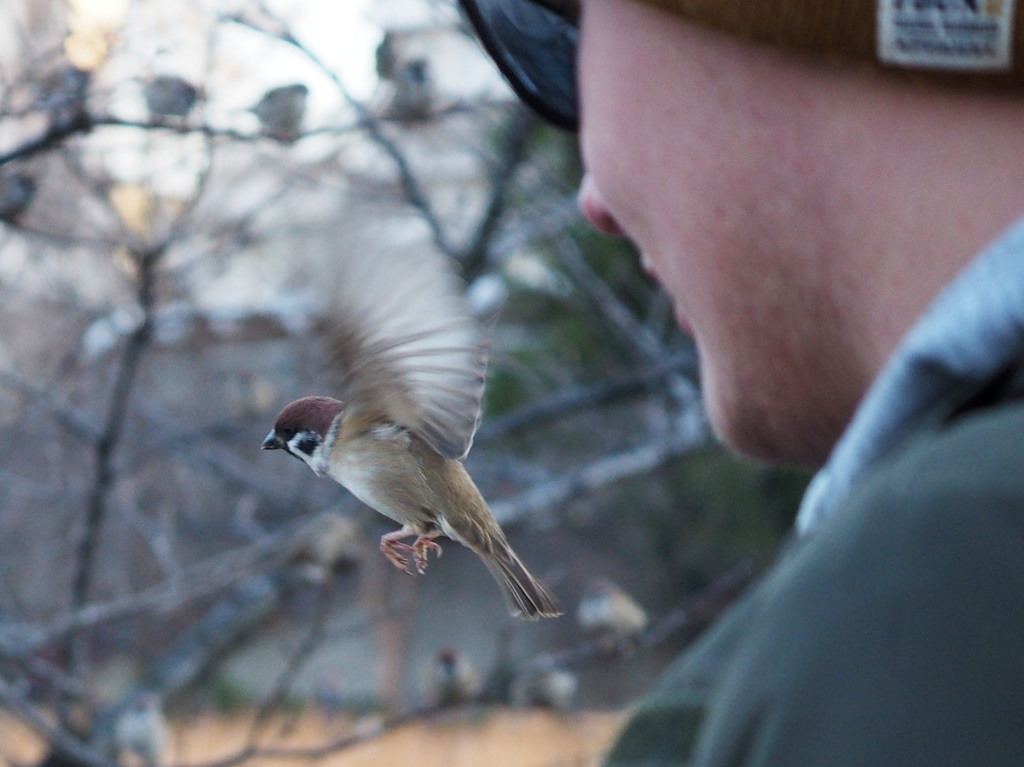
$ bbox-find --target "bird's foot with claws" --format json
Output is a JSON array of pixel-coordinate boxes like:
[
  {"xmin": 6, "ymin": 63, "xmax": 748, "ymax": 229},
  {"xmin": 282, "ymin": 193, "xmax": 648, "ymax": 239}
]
[
  {"xmin": 380, "ymin": 529, "xmax": 443, "ymax": 574},
  {"xmin": 411, "ymin": 535, "xmax": 443, "ymax": 574},
  {"xmin": 380, "ymin": 538, "xmax": 413, "ymax": 573},
  {"xmin": 380, "ymin": 527, "xmax": 415, "ymax": 572}
]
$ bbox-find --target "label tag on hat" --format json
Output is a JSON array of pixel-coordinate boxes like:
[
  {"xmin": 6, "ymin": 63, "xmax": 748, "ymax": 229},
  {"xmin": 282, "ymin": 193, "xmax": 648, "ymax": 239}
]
[{"xmin": 877, "ymin": 0, "xmax": 1015, "ymax": 71}]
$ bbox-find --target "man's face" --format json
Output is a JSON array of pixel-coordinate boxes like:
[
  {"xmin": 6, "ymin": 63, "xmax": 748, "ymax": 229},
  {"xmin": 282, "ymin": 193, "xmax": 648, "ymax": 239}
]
[{"xmin": 575, "ymin": 0, "xmax": 865, "ymax": 466}]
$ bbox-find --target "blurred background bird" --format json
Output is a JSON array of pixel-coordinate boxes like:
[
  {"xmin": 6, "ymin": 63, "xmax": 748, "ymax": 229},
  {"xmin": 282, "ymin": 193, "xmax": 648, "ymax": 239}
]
[
  {"xmin": 384, "ymin": 59, "xmax": 433, "ymax": 122},
  {"xmin": 427, "ymin": 646, "xmax": 481, "ymax": 707},
  {"xmin": 260, "ymin": 248, "xmax": 561, "ymax": 620},
  {"xmin": 577, "ymin": 577, "xmax": 649, "ymax": 643},
  {"xmin": 285, "ymin": 511, "xmax": 361, "ymax": 583},
  {"xmin": 250, "ymin": 83, "xmax": 308, "ymax": 143},
  {"xmin": 479, "ymin": 627, "xmax": 516, "ymax": 704},
  {"xmin": 143, "ymin": 74, "xmax": 199, "ymax": 121},
  {"xmin": 113, "ymin": 693, "xmax": 168, "ymax": 767},
  {"xmin": 512, "ymin": 658, "xmax": 577, "ymax": 712},
  {"xmin": 35, "ymin": 63, "xmax": 90, "ymax": 132}
]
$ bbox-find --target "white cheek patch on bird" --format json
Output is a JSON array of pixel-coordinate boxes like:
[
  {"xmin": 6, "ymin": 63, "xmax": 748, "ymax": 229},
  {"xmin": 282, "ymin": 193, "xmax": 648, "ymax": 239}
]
[{"xmin": 282, "ymin": 429, "xmax": 327, "ymax": 476}]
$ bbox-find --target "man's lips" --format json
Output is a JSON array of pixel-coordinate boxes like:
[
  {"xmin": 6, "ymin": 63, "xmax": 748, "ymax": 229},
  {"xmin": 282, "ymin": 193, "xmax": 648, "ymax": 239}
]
[{"xmin": 640, "ymin": 253, "xmax": 694, "ymax": 335}]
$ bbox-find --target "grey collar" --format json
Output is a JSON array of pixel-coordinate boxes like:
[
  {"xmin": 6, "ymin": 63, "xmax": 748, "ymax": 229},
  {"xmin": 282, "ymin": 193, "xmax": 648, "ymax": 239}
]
[{"xmin": 796, "ymin": 217, "xmax": 1024, "ymax": 535}]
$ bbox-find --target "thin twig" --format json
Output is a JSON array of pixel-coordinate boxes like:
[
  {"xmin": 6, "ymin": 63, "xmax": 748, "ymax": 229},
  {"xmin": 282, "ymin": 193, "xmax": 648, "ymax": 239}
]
[
  {"xmin": 478, "ymin": 352, "xmax": 698, "ymax": 442},
  {"xmin": 489, "ymin": 426, "xmax": 708, "ymax": 527}
]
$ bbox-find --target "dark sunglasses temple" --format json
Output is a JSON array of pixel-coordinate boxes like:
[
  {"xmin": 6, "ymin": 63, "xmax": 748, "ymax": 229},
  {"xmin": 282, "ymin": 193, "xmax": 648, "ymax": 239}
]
[{"xmin": 457, "ymin": 0, "xmax": 580, "ymax": 131}]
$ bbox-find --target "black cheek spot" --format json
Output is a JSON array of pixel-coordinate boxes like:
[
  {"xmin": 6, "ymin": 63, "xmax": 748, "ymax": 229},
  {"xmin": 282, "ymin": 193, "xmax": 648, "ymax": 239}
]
[{"xmin": 297, "ymin": 436, "xmax": 319, "ymax": 456}]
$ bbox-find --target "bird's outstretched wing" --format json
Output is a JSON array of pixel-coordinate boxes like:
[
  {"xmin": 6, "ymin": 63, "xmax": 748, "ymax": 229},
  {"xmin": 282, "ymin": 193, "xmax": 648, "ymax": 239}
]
[{"xmin": 327, "ymin": 247, "xmax": 485, "ymax": 460}]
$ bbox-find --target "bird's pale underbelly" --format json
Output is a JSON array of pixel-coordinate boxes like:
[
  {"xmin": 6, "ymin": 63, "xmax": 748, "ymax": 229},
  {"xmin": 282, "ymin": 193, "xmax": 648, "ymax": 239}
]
[{"xmin": 331, "ymin": 457, "xmax": 404, "ymax": 525}]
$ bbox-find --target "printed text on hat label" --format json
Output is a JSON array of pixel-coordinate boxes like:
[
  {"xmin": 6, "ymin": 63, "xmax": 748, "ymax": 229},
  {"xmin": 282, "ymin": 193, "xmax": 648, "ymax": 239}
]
[{"xmin": 877, "ymin": 0, "xmax": 1016, "ymax": 70}]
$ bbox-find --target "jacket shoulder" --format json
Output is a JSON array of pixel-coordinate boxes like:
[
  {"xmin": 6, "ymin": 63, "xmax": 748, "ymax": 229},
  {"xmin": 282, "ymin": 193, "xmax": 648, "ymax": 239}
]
[{"xmin": 857, "ymin": 395, "xmax": 1024, "ymax": 522}]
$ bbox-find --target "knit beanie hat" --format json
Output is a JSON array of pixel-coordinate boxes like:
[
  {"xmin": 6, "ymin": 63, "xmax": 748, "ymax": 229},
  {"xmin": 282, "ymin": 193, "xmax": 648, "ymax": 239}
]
[
  {"xmin": 637, "ymin": 0, "xmax": 1021, "ymax": 80},
  {"xmin": 459, "ymin": 0, "xmax": 1023, "ymax": 131}
]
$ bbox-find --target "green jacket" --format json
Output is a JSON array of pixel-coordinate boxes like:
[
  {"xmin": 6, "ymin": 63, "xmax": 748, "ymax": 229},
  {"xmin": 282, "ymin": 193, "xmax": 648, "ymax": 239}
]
[{"xmin": 606, "ymin": 220, "xmax": 1024, "ymax": 766}]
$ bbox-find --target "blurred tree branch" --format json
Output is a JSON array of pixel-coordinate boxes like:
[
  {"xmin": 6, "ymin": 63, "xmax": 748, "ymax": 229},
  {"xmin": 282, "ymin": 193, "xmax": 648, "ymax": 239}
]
[
  {"xmin": 478, "ymin": 351, "xmax": 699, "ymax": 442},
  {"xmin": 490, "ymin": 423, "xmax": 705, "ymax": 528},
  {"xmin": 0, "ymin": 2, "xmax": 788, "ymax": 765},
  {"xmin": 66, "ymin": 244, "xmax": 163, "ymax": 684}
]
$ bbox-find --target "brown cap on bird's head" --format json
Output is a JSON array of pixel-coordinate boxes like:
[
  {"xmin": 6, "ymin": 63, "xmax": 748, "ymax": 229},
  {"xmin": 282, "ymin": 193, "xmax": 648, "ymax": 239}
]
[
  {"xmin": 458, "ymin": 0, "xmax": 1024, "ymax": 131},
  {"xmin": 261, "ymin": 396, "xmax": 343, "ymax": 451}
]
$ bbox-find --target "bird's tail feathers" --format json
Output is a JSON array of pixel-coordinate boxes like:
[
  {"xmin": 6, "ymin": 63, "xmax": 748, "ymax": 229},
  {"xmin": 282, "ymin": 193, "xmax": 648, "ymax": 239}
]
[{"xmin": 483, "ymin": 544, "xmax": 562, "ymax": 621}]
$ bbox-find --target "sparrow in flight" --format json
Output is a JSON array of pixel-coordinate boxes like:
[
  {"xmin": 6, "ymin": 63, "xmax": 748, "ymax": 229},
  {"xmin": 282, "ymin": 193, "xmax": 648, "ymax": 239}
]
[{"xmin": 261, "ymin": 248, "xmax": 561, "ymax": 620}]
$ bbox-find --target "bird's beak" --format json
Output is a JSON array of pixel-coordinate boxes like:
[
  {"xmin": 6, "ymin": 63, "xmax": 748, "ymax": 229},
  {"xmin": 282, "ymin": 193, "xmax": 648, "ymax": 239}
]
[{"xmin": 261, "ymin": 431, "xmax": 284, "ymax": 450}]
